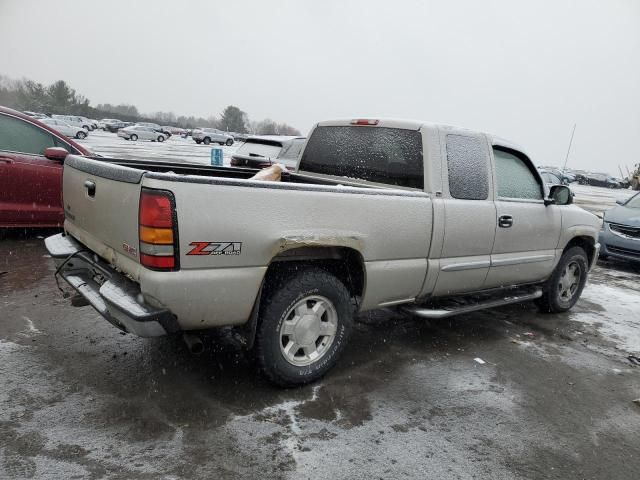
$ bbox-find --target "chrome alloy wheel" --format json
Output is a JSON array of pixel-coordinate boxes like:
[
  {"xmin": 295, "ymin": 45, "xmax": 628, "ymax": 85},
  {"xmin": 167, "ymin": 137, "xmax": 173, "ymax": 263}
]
[
  {"xmin": 558, "ymin": 261, "xmax": 581, "ymax": 301},
  {"xmin": 279, "ymin": 295, "xmax": 338, "ymax": 367}
]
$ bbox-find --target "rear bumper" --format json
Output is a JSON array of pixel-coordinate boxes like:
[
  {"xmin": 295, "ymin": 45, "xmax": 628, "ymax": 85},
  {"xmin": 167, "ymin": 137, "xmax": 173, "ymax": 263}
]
[{"xmin": 45, "ymin": 233, "xmax": 180, "ymax": 337}]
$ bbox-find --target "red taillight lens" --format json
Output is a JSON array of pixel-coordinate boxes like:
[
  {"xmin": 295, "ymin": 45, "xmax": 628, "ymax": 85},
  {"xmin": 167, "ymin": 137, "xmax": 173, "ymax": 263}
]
[
  {"xmin": 139, "ymin": 189, "xmax": 179, "ymax": 271},
  {"xmin": 140, "ymin": 253, "xmax": 175, "ymax": 269},
  {"xmin": 140, "ymin": 191, "xmax": 173, "ymax": 227}
]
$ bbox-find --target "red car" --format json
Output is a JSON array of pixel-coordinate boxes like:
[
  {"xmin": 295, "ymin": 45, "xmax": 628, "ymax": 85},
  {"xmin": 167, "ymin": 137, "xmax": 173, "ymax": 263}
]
[{"xmin": 0, "ymin": 106, "xmax": 92, "ymax": 228}]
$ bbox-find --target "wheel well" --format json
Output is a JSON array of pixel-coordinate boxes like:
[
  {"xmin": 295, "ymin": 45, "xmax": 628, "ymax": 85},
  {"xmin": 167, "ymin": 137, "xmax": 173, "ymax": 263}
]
[
  {"xmin": 265, "ymin": 246, "xmax": 365, "ymax": 300},
  {"xmin": 238, "ymin": 247, "xmax": 365, "ymax": 350},
  {"xmin": 564, "ymin": 236, "xmax": 595, "ymax": 265}
]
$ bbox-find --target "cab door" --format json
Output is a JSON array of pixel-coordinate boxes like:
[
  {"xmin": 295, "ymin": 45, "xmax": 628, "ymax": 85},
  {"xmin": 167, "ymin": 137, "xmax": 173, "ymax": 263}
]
[
  {"xmin": 484, "ymin": 147, "xmax": 561, "ymax": 287},
  {"xmin": 432, "ymin": 131, "xmax": 497, "ymax": 296}
]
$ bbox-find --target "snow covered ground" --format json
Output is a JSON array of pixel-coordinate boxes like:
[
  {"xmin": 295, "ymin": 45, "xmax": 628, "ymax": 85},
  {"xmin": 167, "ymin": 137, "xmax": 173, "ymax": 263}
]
[{"xmin": 77, "ymin": 129, "xmax": 239, "ymax": 166}]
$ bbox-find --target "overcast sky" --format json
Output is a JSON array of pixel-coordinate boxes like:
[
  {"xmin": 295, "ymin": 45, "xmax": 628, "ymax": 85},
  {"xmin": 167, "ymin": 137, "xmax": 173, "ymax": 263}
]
[{"xmin": 1, "ymin": 0, "xmax": 639, "ymax": 173}]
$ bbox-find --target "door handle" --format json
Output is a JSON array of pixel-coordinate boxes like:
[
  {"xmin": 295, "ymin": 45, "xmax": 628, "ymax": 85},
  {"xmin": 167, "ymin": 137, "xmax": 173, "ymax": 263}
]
[
  {"xmin": 84, "ymin": 180, "xmax": 96, "ymax": 197},
  {"xmin": 498, "ymin": 215, "xmax": 513, "ymax": 228},
  {"xmin": 0, "ymin": 157, "xmax": 14, "ymax": 164}
]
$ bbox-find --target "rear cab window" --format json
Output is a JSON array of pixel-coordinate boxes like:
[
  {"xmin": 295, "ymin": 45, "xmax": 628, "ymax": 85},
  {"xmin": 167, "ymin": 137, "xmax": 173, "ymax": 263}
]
[{"xmin": 299, "ymin": 126, "xmax": 424, "ymax": 189}]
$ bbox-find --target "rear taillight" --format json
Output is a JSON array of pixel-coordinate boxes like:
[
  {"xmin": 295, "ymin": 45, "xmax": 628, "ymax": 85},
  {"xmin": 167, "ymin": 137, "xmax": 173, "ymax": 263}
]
[{"xmin": 139, "ymin": 188, "xmax": 179, "ymax": 271}]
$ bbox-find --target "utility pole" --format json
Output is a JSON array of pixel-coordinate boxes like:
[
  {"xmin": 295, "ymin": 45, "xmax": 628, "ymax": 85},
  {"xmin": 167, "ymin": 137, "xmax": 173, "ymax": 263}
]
[{"xmin": 562, "ymin": 123, "xmax": 576, "ymax": 173}]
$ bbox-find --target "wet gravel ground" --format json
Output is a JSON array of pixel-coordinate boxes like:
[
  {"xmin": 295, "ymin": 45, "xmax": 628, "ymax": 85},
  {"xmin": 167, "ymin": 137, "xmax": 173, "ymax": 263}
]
[{"xmin": 1, "ymin": 166, "xmax": 640, "ymax": 478}]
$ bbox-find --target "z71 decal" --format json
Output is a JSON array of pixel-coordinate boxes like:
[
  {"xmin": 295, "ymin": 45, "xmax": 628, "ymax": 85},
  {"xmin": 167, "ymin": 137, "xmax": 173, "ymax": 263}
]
[{"xmin": 187, "ymin": 242, "xmax": 242, "ymax": 256}]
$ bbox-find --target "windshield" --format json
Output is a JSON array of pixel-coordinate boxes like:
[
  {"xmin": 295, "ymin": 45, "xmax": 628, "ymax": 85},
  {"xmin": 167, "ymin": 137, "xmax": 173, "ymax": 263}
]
[
  {"xmin": 300, "ymin": 126, "xmax": 424, "ymax": 189},
  {"xmin": 625, "ymin": 193, "xmax": 640, "ymax": 208}
]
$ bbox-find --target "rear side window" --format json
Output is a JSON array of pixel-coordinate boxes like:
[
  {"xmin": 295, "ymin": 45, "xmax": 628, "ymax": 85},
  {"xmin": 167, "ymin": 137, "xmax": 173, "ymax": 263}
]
[
  {"xmin": 446, "ymin": 134, "xmax": 489, "ymax": 200},
  {"xmin": 300, "ymin": 126, "xmax": 423, "ymax": 189},
  {"xmin": 494, "ymin": 148, "xmax": 543, "ymax": 200},
  {"xmin": 0, "ymin": 114, "xmax": 57, "ymax": 156}
]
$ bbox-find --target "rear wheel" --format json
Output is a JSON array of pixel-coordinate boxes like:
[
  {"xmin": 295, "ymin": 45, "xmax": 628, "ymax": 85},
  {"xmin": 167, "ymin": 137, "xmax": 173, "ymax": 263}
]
[
  {"xmin": 130, "ymin": 134, "xmax": 138, "ymax": 141},
  {"xmin": 157, "ymin": 135, "xmax": 165, "ymax": 142},
  {"xmin": 226, "ymin": 138, "xmax": 234, "ymax": 146},
  {"xmin": 76, "ymin": 131, "xmax": 86, "ymax": 139},
  {"xmin": 203, "ymin": 137, "xmax": 211, "ymax": 145},
  {"xmin": 195, "ymin": 139, "xmax": 202, "ymax": 144},
  {"xmin": 536, "ymin": 246, "xmax": 589, "ymax": 313},
  {"xmin": 255, "ymin": 267, "xmax": 353, "ymax": 387}
]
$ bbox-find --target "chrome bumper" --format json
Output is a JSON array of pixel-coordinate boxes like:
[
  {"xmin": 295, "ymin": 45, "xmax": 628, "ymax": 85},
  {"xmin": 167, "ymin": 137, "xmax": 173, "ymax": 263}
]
[{"xmin": 45, "ymin": 233, "xmax": 179, "ymax": 337}]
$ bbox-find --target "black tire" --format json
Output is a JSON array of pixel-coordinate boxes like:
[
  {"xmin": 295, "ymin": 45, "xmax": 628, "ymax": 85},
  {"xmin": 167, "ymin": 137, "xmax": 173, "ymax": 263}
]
[
  {"xmin": 157, "ymin": 135, "xmax": 165, "ymax": 142},
  {"xmin": 536, "ymin": 246, "xmax": 589, "ymax": 313},
  {"xmin": 130, "ymin": 134, "xmax": 138, "ymax": 141},
  {"xmin": 225, "ymin": 138, "xmax": 234, "ymax": 146},
  {"xmin": 195, "ymin": 139, "xmax": 202, "ymax": 144},
  {"xmin": 76, "ymin": 131, "xmax": 86, "ymax": 139},
  {"xmin": 203, "ymin": 137, "xmax": 211, "ymax": 145},
  {"xmin": 255, "ymin": 267, "xmax": 353, "ymax": 387}
]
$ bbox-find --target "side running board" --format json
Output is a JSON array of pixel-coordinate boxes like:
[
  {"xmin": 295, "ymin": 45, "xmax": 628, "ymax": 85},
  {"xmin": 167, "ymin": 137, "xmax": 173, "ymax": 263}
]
[{"xmin": 401, "ymin": 288, "xmax": 543, "ymax": 319}]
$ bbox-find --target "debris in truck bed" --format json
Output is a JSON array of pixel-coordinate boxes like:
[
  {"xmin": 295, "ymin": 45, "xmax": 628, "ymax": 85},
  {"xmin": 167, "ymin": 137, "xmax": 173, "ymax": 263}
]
[{"xmin": 250, "ymin": 163, "xmax": 287, "ymax": 182}]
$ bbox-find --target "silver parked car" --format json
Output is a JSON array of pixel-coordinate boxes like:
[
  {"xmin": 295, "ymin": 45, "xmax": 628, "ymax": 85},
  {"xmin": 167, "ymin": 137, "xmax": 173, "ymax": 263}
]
[
  {"xmin": 192, "ymin": 128, "xmax": 234, "ymax": 146},
  {"xmin": 52, "ymin": 115, "xmax": 93, "ymax": 131},
  {"xmin": 231, "ymin": 136, "xmax": 306, "ymax": 170},
  {"xmin": 117, "ymin": 125, "xmax": 166, "ymax": 142},
  {"xmin": 40, "ymin": 118, "xmax": 88, "ymax": 139},
  {"xmin": 600, "ymin": 192, "xmax": 640, "ymax": 262}
]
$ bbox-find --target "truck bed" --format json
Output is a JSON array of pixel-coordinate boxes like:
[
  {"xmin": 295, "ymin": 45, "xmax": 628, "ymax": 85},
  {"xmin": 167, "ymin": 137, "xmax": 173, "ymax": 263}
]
[{"xmin": 82, "ymin": 156, "xmax": 381, "ymax": 189}]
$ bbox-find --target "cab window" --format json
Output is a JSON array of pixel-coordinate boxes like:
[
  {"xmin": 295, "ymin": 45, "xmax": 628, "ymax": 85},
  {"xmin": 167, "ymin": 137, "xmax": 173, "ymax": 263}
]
[
  {"xmin": 0, "ymin": 113, "xmax": 57, "ymax": 156},
  {"xmin": 493, "ymin": 148, "xmax": 543, "ymax": 200},
  {"xmin": 446, "ymin": 134, "xmax": 489, "ymax": 200}
]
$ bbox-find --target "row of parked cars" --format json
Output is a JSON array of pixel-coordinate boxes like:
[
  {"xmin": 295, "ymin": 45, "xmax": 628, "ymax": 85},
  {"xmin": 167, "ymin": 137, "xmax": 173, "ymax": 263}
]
[{"xmin": 537, "ymin": 165, "xmax": 630, "ymax": 189}]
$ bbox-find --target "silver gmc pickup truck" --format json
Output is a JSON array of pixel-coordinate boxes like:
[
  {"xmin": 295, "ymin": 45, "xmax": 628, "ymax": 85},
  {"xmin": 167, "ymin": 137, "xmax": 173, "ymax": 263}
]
[{"xmin": 45, "ymin": 118, "xmax": 600, "ymax": 386}]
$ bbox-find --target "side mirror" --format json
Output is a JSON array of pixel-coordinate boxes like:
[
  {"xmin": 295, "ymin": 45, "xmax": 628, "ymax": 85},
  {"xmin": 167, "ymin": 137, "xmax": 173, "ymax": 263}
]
[
  {"xmin": 44, "ymin": 147, "xmax": 69, "ymax": 161},
  {"xmin": 547, "ymin": 185, "xmax": 573, "ymax": 206}
]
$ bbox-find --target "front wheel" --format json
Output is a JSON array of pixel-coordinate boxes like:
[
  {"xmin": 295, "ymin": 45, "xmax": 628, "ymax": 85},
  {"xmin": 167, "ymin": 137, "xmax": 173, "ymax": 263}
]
[
  {"xmin": 157, "ymin": 135, "xmax": 165, "ymax": 142},
  {"xmin": 536, "ymin": 246, "xmax": 589, "ymax": 313},
  {"xmin": 130, "ymin": 134, "xmax": 138, "ymax": 141},
  {"xmin": 195, "ymin": 139, "xmax": 202, "ymax": 144},
  {"xmin": 255, "ymin": 267, "xmax": 353, "ymax": 387},
  {"xmin": 76, "ymin": 131, "xmax": 87, "ymax": 139}
]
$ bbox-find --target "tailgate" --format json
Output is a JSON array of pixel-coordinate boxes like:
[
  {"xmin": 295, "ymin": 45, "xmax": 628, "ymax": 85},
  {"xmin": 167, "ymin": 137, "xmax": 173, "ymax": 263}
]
[{"xmin": 62, "ymin": 155, "xmax": 144, "ymax": 273}]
